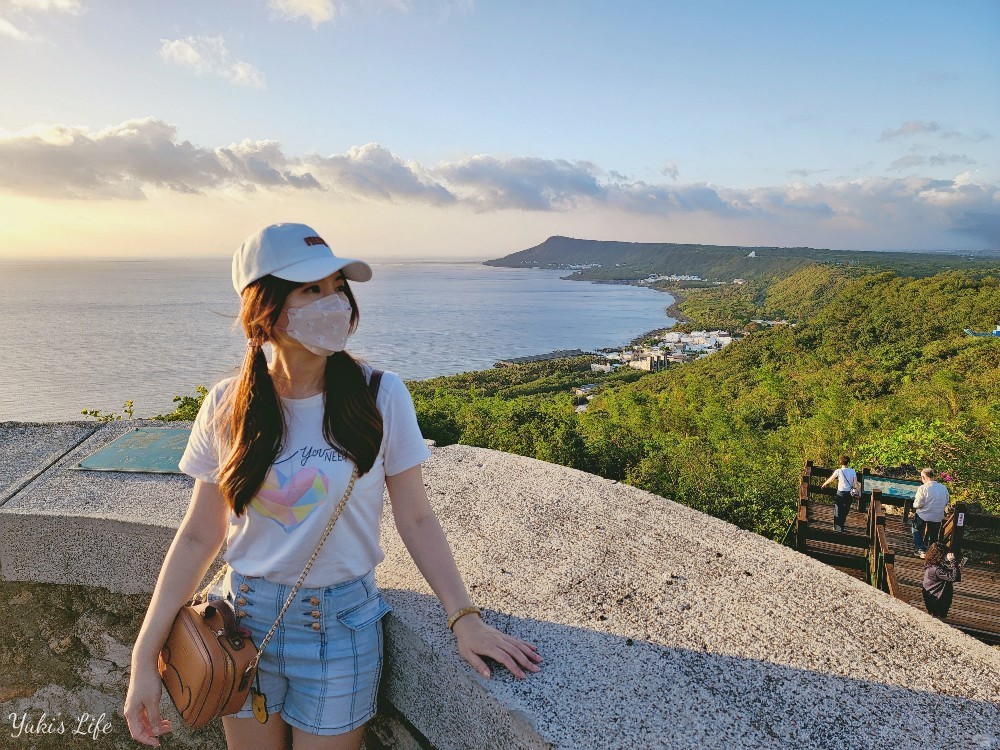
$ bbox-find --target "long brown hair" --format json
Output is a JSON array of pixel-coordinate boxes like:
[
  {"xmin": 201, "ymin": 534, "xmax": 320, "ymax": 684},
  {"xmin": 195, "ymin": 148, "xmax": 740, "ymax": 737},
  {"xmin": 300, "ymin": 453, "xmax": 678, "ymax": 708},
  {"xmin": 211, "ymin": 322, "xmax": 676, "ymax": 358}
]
[
  {"xmin": 925, "ymin": 542, "xmax": 949, "ymax": 568},
  {"xmin": 218, "ymin": 275, "xmax": 384, "ymax": 515}
]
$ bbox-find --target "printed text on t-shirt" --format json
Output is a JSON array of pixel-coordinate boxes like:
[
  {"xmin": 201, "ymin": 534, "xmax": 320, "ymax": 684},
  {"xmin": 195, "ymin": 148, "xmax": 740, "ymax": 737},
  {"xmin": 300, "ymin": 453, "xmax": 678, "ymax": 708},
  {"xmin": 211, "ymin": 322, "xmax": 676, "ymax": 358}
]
[{"xmin": 275, "ymin": 444, "xmax": 348, "ymax": 468}]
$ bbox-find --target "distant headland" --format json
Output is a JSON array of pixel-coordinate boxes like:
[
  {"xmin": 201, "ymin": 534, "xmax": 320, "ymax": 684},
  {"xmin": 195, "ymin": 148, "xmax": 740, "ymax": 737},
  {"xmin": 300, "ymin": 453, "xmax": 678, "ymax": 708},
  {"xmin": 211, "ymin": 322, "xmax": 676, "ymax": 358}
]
[{"xmin": 485, "ymin": 236, "xmax": 1000, "ymax": 281}]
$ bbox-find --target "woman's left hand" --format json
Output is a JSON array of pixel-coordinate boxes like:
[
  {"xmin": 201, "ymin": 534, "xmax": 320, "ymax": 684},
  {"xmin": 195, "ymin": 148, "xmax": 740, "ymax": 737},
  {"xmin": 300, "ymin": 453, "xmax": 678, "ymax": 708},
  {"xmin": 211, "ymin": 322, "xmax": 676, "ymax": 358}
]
[{"xmin": 452, "ymin": 615, "xmax": 542, "ymax": 679}]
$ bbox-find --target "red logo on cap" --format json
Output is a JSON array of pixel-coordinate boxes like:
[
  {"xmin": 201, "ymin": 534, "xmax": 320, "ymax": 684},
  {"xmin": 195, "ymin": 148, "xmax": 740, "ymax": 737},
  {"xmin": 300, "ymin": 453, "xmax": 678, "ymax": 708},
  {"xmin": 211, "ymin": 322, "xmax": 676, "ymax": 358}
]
[{"xmin": 303, "ymin": 236, "xmax": 328, "ymax": 247}]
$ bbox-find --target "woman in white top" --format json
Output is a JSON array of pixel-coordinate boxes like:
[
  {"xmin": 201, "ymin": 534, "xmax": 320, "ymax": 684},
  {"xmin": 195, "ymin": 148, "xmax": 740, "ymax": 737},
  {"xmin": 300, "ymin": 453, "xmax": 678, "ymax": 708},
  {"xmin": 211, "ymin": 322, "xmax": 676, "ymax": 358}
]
[
  {"xmin": 820, "ymin": 454, "xmax": 861, "ymax": 533},
  {"xmin": 124, "ymin": 223, "xmax": 542, "ymax": 749}
]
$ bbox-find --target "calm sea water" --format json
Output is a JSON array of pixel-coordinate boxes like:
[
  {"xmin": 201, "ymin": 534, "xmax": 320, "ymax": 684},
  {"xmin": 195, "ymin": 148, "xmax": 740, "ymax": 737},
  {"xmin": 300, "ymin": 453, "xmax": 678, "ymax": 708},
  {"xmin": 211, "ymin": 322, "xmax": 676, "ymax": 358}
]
[{"xmin": 0, "ymin": 258, "xmax": 673, "ymax": 422}]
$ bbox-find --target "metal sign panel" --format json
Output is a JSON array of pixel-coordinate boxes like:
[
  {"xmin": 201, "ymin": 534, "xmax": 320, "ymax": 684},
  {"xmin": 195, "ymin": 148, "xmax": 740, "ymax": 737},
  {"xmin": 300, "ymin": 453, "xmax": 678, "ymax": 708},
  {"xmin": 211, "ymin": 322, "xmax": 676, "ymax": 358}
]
[
  {"xmin": 862, "ymin": 476, "xmax": 922, "ymax": 501},
  {"xmin": 72, "ymin": 428, "xmax": 191, "ymax": 473}
]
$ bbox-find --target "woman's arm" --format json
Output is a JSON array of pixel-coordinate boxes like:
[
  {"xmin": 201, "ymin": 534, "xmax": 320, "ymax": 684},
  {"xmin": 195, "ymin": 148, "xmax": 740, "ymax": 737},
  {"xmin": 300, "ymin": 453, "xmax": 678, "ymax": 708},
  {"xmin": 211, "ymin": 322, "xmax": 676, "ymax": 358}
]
[
  {"xmin": 124, "ymin": 480, "xmax": 230, "ymax": 746},
  {"xmin": 938, "ymin": 554, "xmax": 962, "ymax": 583},
  {"xmin": 386, "ymin": 465, "xmax": 542, "ymax": 680},
  {"xmin": 820, "ymin": 469, "xmax": 838, "ymax": 489}
]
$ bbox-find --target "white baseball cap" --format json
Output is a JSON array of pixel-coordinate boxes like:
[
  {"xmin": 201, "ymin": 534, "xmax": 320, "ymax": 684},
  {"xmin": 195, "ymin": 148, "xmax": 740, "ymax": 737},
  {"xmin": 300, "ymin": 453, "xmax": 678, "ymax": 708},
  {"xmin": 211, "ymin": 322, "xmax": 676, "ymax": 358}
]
[{"xmin": 232, "ymin": 223, "xmax": 373, "ymax": 293}]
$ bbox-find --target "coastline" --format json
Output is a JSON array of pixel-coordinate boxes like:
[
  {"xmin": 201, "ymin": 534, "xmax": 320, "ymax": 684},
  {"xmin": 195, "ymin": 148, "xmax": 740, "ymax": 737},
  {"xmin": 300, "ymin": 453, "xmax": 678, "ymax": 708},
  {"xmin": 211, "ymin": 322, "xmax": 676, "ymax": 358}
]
[{"xmin": 662, "ymin": 286, "xmax": 688, "ymax": 324}]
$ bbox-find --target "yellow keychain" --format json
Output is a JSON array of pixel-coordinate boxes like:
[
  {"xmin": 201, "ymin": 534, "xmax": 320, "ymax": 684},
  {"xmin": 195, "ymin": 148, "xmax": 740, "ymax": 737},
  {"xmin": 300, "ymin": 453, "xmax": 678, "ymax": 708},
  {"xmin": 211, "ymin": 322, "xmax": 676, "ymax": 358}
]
[{"xmin": 251, "ymin": 671, "xmax": 268, "ymax": 724}]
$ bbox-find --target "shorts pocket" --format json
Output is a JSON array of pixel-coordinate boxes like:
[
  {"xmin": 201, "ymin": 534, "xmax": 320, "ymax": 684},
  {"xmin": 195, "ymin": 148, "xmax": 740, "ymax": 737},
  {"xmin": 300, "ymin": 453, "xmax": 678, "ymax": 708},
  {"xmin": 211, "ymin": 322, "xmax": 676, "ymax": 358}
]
[{"xmin": 336, "ymin": 593, "xmax": 391, "ymax": 630}]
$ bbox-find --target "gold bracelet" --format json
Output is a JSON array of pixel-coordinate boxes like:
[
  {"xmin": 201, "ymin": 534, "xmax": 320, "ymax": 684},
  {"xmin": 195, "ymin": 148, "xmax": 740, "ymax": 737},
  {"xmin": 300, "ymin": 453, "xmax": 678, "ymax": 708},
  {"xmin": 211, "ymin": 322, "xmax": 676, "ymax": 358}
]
[{"xmin": 447, "ymin": 605, "xmax": 482, "ymax": 630}]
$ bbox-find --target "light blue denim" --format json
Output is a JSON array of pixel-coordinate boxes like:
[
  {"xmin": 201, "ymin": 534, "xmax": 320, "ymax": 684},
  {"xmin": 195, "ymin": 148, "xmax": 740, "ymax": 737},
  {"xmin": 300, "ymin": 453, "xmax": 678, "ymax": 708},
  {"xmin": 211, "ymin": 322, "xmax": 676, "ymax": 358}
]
[{"xmin": 220, "ymin": 567, "xmax": 391, "ymax": 735}]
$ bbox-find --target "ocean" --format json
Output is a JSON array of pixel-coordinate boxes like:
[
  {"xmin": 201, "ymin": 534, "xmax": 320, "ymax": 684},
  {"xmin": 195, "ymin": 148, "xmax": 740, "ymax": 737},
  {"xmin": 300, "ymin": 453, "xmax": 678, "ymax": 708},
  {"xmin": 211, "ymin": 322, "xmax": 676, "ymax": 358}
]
[{"xmin": 0, "ymin": 257, "xmax": 674, "ymax": 422}]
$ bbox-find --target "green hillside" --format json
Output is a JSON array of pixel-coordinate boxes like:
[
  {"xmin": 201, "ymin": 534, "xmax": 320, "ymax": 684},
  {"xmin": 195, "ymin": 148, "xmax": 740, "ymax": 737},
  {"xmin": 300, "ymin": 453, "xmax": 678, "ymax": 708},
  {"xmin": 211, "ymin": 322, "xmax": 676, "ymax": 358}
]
[
  {"xmin": 485, "ymin": 235, "xmax": 1000, "ymax": 281},
  {"xmin": 410, "ymin": 266, "xmax": 1000, "ymax": 539}
]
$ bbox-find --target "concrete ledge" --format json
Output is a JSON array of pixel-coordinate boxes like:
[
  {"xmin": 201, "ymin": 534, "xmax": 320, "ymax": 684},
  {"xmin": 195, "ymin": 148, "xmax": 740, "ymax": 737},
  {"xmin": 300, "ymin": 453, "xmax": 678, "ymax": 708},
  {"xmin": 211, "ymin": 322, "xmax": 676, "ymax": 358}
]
[
  {"xmin": 1, "ymin": 423, "xmax": 998, "ymax": 749},
  {"xmin": 0, "ymin": 420, "xmax": 210, "ymax": 593},
  {"xmin": 0, "ymin": 421, "xmax": 97, "ymax": 506},
  {"xmin": 375, "ymin": 444, "xmax": 1000, "ymax": 749}
]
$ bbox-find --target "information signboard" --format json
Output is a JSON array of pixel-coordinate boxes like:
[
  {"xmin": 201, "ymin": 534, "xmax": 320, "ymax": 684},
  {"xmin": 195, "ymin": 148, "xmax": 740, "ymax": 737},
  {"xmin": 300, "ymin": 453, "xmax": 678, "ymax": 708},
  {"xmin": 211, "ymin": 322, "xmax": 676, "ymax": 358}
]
[
  {"xmin": 72, "ymin": 428, "xmax": 191, "ymax": 473},
  {"xmin": 862, "ymin": 475, "xmax": 922, "ymax": 501}
]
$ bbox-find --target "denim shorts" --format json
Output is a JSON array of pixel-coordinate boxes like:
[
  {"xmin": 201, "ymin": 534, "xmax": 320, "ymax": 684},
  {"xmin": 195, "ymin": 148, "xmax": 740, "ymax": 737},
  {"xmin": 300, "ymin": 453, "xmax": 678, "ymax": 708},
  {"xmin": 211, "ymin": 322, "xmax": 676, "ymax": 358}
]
[{"xmin": 219, "ymin": 567, "xmax": 391, "ymax": 735}]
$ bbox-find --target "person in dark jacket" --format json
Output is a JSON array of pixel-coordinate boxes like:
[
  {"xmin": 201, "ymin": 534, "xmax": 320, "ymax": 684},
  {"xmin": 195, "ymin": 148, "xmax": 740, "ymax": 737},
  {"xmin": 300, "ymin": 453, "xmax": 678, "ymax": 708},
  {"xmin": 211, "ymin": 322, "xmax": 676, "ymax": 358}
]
[{"xmin": 922, "ymin": 542, "xmax": 962, "ymax": 619}]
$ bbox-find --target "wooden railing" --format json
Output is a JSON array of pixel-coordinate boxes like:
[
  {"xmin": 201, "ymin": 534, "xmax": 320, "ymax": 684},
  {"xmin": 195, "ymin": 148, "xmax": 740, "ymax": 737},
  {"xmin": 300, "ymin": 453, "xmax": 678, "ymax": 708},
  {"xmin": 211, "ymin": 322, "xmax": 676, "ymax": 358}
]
[
  {"xmin": 794, "ymin": 500, "xmax": 808, "ymax": 550},
  {"xmin": 801, "ymin": 460, "xmax": 836, "ymax": 499},
  {"xmin": 866, "ymin": 491, "xmax": 899, "ymax": 598},
  {"xmin": 941, "ymin": 503, "xmax": 1000, "ymax": 559}
]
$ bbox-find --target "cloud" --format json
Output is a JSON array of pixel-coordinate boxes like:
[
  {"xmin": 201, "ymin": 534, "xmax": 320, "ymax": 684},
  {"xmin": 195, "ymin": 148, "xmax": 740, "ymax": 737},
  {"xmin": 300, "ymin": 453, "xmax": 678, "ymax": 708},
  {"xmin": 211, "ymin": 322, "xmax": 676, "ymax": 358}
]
[
  {"xmin": 888, "ymin": 154, "xmax": 926, "ymax": 171},
  {"xmin": 941, "ymin": 128, "xmax": 992, "ymax": 143},
  {"xmin": 880, "ymin": 120, "xmax": 993, "ymax": 144},
  {"xmin": 888, "ymin": 151, "xmax": 977, "ymax": 172},
  {"xmin": 0, "ymin": 15, "xmax": 29, "ymax": 38},
  {"xmin": 949, "ymin": 210, "xmax": 1000, "ymax": 245},
  {"xmin": 267, "ymin": 0, "xmax": 448, "ymax": 29},
  {"xmin": 7, "ymin": 0, "xmax": 82, "ymax": 8},
  {"xmin": 268, "ymin": 0, "xmax": 336, "ymax": 25},
  {"xmin": 0, "ymin": 0, "xmax": 81, "ymax": 40},
  {"xmin": 1, "ymin": 117, "xmax": 997, "ymax": 247},
  {"xmin": 160, "ymin": 36, "xmax": 266, "ymax": 89},
  {"xmin": 661, "ymin": 162, "xmax": 680, "ymax": 181},
  {"xmin": 434, "ymin": 155, "xmax": 603, "ymax": 210},
  {"xmin": 609, "ymin": 181, "xmax": 743, "ymax": 218},
  {"xmin": 928, "ymin": 152, "xmax": 975, "ymax": 167},
  {"xmin": 312, "ymin": 143, "xmax": 456, "ymax": 204},
  {"xmin": 439, "ymin": 0, "xmax": 474, "ymax": 19},
  {"xmin": 879, "ymin": 121, "xmax": 941, "ymax": 142},
  {"xmin": 787, "ymin": 168, "xmax": 830, "ymax": 178},
  {"xmin": 0, "ymin": 119, "xmax": 317, "ymax": 199},
  {"xmin": 266, "ymin": 0, "xmax": 418, "ymax": 26}
]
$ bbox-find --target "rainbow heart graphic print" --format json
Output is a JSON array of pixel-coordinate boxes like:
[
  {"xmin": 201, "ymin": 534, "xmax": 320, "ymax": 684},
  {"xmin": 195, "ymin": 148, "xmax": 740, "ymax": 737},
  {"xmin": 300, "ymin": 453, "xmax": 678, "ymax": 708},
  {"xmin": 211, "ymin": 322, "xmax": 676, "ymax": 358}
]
[{"xmin": 250, "ymin": 465, "xmax": 330, "ymax": 531}]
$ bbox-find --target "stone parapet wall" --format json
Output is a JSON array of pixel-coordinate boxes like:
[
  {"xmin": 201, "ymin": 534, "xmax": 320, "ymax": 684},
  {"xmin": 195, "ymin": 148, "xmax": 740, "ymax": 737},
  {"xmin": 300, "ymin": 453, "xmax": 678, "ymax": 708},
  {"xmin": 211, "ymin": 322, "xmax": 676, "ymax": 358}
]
[{"xmin": 1, "ymin": 423, "xmax": 999, "ymax": 749}]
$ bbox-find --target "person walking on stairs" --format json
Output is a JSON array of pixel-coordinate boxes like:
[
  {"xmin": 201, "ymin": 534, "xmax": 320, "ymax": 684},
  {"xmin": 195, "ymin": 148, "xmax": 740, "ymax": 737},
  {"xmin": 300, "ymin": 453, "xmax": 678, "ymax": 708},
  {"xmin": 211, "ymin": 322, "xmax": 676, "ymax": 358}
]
[
  {"xmin": 911, "ymin": 467, "xmax": 950, "ymax": 558},
  {"xmin": 820, "ymin": 455, "xmax": 860, "ymax": 533}
]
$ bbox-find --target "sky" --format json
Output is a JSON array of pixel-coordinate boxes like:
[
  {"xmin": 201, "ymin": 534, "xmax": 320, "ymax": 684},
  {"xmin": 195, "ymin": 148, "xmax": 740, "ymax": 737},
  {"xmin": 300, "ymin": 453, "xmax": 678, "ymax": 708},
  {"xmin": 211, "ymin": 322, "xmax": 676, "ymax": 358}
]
[{"xmin": 0, "ymin": 0, "xmax": 998, "ymax": 260}]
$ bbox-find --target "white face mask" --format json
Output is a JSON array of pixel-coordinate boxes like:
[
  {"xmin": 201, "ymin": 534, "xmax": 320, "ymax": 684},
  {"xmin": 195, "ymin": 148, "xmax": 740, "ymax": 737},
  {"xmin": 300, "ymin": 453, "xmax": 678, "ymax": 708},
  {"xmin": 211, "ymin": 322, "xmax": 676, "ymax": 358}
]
[{"xmin": 283, "ymin": 292, "xmax": 352, "ymax": 356}]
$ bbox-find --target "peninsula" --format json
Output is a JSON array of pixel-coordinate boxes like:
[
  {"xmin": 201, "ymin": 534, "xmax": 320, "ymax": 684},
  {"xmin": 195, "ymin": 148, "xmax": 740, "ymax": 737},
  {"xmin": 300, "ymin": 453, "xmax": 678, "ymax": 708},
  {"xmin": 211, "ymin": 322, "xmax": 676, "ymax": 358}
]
[{"xmin": 485, "ymin": 235, "xmax": 1000, "ymax": 281}]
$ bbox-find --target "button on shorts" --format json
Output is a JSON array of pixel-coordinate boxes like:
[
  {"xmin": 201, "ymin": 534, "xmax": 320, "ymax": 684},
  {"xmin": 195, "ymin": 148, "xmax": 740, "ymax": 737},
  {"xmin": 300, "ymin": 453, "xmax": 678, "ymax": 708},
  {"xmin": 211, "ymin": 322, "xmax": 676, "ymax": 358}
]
[{"xmin": 220, "ymin": 567, "xmax": 391, "ymax": 735}]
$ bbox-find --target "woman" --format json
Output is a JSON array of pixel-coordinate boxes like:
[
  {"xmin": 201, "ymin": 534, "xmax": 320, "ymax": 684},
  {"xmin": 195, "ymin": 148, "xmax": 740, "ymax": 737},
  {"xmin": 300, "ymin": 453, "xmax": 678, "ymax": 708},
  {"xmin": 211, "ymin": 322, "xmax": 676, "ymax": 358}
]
[
  {"xmin": 921, "ymin": 541, "xmax": 962, "ymax": 619},
  {"xmin": 819, "ymin": 454, "xmax": 860, "ymax": 533},
  {"xmin": 124, "ymin": 223, "xmax": 542, "ymax": 749}
]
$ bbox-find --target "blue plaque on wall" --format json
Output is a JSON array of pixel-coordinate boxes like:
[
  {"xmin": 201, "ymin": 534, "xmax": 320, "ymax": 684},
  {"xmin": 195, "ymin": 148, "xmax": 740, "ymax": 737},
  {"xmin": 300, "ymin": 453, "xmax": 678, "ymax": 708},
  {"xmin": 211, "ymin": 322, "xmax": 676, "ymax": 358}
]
[{"xmin": 72, "ymin": 428, "xmax": 192, "ymax": 473}]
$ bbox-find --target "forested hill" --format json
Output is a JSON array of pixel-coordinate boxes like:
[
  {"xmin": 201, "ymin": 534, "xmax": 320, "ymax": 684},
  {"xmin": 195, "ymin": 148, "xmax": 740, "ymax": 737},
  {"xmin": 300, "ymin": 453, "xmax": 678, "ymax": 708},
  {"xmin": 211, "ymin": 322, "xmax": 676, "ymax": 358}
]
[
  {"xmin": 484, "ymin": 236, "xmax": 999, "ymax": 280},
  {"xmin": 408, "ymin": 266, "xmax": 1000, "ymax": 540}
]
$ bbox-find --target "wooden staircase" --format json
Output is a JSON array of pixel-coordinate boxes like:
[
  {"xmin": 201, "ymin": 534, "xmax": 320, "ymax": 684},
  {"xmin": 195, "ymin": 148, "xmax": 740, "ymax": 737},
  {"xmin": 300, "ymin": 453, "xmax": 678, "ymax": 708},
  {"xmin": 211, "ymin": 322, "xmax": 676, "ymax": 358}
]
[{"xmin": 789, "ymin": 461, "xmax": 1000, "ymax": 645}]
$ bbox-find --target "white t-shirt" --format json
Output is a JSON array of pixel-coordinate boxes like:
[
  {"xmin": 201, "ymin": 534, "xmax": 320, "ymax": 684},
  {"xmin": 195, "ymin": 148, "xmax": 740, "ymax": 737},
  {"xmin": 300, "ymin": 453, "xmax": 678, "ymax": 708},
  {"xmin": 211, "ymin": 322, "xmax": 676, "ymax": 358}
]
[
  {"xmin": 178, "ymin": 367, "xmax": 431, "ymax": 586},
  {"xmin": 832, "ymin": 467, "xmax": 858, "ymax": 493},
  {"xmin": 913, "ymin": 480, "xmax": 950, "ymax": 522}
]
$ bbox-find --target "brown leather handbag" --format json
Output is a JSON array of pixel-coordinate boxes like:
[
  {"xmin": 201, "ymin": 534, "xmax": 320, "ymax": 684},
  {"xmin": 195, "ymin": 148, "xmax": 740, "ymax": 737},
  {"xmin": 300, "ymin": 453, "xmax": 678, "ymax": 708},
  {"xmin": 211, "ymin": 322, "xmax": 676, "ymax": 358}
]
[
  {"xmin": 158, "ymin": 464, "xmax": 361, "ymax": 729},
  {"xmin": 158, "ymin": 597, "xmax": 258, "ymax": 728}
]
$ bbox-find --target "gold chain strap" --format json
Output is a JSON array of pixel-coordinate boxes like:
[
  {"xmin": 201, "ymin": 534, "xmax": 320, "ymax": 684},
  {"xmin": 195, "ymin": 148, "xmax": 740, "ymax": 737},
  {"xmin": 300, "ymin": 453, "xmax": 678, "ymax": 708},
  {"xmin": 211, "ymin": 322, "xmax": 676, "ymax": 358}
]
[
  {"xmin": 192, "ymin": 464, "xmax": 360, "ymax": 675},
  {"xmin": 195, "ymin": 564, "xmax": 229, "ymax": 604}
]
